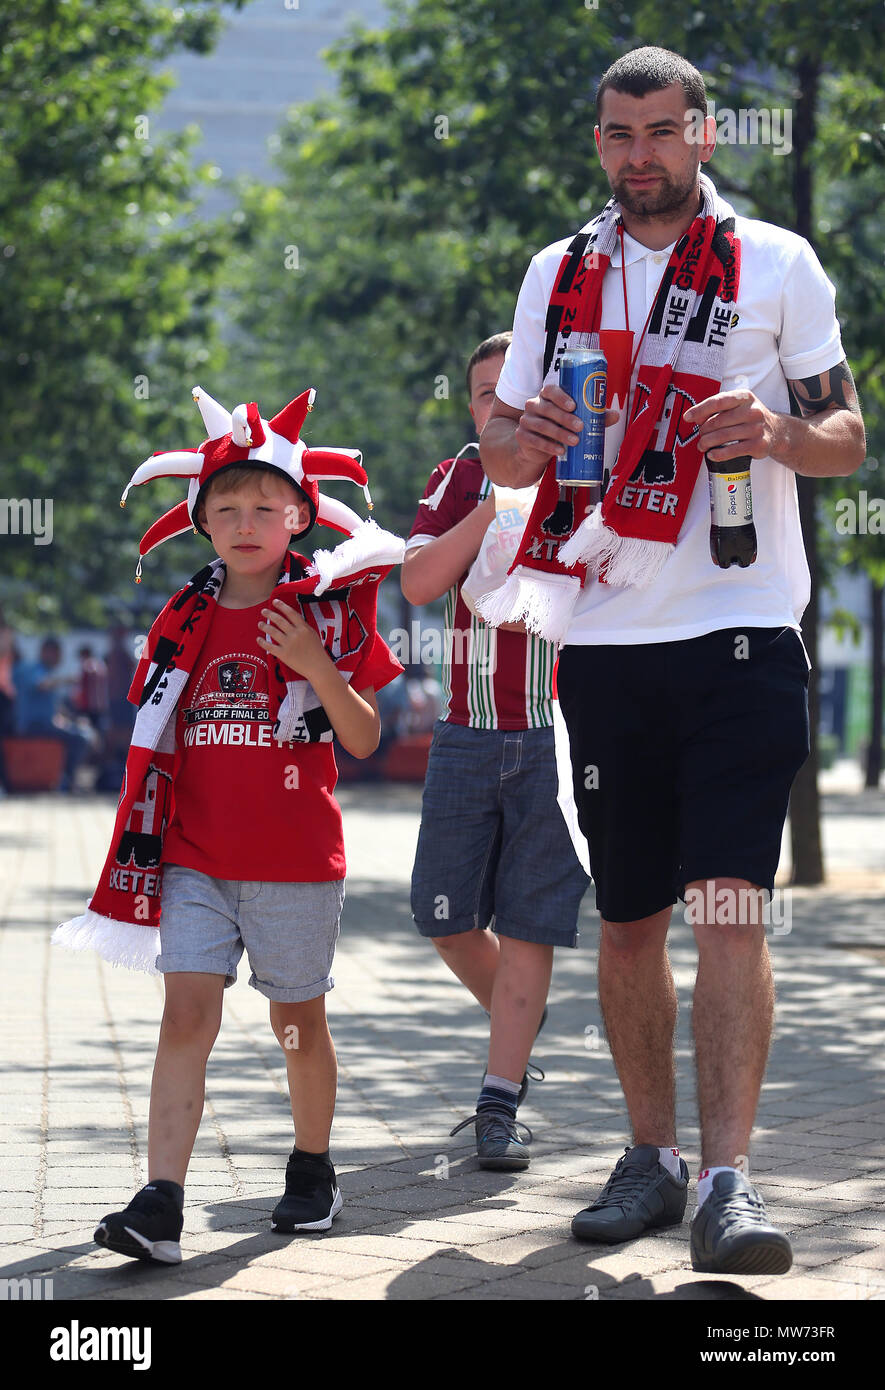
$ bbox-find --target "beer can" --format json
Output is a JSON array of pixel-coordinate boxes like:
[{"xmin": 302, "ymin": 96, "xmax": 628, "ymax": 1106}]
[{"xmin": 557, "ymin": 347, "xmax": 607, "ymax": 486}]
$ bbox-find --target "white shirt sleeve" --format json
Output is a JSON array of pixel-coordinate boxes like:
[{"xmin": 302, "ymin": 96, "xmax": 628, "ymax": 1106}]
[
  {"xmin": 494, "ymin": 254, "xmax": 551, "ymax": 411},
  {"xmin": 778, "ymin": 238, "xmax": 844, "ymax": 380}
]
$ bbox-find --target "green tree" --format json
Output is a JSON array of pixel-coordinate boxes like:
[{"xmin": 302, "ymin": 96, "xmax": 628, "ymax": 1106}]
[{"xmin": 0, "ymin": 0, "xmax": 246, "ymax": 628}]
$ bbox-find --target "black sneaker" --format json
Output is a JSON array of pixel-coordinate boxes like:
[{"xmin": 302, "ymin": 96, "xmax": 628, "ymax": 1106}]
[
  {"xmin": 272, "ymin": 1149, "xmax": 343, "ymax": 1233},
  {"xmin": 94, "ymin": 1183, "xmax": 183, "ymax": 1264},
  {"xmin": 571, "ymin": 1144, "xmax": 689, "ymax": 1243},
  {"xmin": 690, "ymin": 1169, "xmax": 793, "ymax": 1274},
  {"xmin": 450, "ymin": 1108, "xmax": 533, "ymax": 1171}
]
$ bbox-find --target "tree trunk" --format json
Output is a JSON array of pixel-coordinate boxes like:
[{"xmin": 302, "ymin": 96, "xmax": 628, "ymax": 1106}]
[
  {"xmin": 790, "ymin": 476, "xmax": 825, "ymax": 882},
  {"xmin": 865, "ymin": 577, "xmax": 883, "ymax": 788},
  {"xmin": 789, "ymin": 55, "xmax": 825, "ymax": 885}
]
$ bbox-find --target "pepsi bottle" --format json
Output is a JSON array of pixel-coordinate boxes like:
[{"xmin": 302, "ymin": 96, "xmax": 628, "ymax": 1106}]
[{"xmin": 706, "ymin": 452, "xmax": 757, "ymax": 568}]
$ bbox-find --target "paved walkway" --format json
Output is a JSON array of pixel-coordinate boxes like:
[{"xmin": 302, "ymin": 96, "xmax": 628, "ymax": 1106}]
[{"xmin": 1, "ymin": 779, "xmax": 884, "ymax": 1302}]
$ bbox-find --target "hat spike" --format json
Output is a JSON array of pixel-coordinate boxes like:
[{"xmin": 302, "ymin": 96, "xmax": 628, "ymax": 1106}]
[
  {"xmin": 120, "ymin": 451, "xmax": 203, "ymax": 506},
  {"xmin": 268, "ymin": 388, "xmax": 316, "ymax": 444},
  {"xmin": 192, "ymin": 385, "xmax": 232, "ymax": 440},
  {"xmin": 315, "ymin": 495, "xmax": 365, "ymax": 536}
]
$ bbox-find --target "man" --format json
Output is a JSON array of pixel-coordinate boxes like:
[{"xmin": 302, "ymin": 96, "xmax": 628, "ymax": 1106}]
[
  {"xmin": 480, "ymin": 47, "xmax": 865, "ymax": 1273},
  {"xmin": 401, "ymin": 333, "xmax": 589, "ymax": 1170}
]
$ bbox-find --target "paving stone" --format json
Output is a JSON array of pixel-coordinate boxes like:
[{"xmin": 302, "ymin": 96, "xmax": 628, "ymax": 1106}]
[
  {"xmin": 434, "ymin": 1271, "xmax": 583, "ymax": 1300},
  {"xmin": 2, "ymin": 789, "xmax": 884, "ymax": 1302}
]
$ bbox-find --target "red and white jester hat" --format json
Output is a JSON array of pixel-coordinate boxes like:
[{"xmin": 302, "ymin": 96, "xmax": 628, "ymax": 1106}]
[{"xmin": 120, "ymin": 386, "xmax": 376, "ymax": 580}]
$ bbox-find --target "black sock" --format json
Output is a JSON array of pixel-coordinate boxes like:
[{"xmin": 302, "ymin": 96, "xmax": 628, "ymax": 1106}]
[
  {"xmin": 291, "ymin": 1145, "xmax": 331, "ymax": 1164},
  {"xmin": 147, "ymin": 1179, "xmax": 184, "ymax": 1209}
]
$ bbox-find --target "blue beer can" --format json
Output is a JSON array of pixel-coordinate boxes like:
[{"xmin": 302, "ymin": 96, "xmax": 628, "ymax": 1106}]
[{"xmin": 556, "ymin": 347, "xmax": 607, "ymax": 486}]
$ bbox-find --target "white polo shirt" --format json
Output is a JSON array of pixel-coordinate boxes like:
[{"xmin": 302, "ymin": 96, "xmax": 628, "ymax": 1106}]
[{"xmin": 495, "ymin": 214, "xmax": 845, "ymax": 645}]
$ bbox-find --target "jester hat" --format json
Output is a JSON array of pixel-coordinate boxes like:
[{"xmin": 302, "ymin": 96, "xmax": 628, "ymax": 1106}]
[{"xmin": 121, "ymin": 386, "xmax": 374, "ymax": 577}]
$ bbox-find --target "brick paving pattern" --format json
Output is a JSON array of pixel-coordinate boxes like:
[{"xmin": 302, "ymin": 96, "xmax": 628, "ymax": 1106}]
[{"xmin": 1, "ymin": 778, "xmax": 883, "ymax": 1301}]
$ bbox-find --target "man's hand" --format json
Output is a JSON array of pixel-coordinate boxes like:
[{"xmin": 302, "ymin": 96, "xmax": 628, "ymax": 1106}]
[
  {"xmin": 518, "ymin": 384, "xmax": 621, "ymax": 468},
  {"xmin": 481, "ymin": 387, "xmax": 619, "ymax": 490},
  {"xmin": 683, "ymin": 388, "xmax": 778, "ymax": 462},
  {"xmin": 684, "ymin": 364, "xmax": 866, "ymax": 477}
]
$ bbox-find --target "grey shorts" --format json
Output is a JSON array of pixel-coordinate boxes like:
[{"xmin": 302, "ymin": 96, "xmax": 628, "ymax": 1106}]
[{"xmin": 157, "ymin": 864, "xmax": 345, "ymax": 1002}]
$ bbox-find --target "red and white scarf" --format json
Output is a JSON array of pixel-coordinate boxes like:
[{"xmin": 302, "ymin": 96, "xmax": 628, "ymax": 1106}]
[
  {"xmin": 477, "ymin": 173, "xmax": 741, "ymax": 644},
  {"xmin": 53, "ymin": 523, "xmax": 402, "ymax": 973}
]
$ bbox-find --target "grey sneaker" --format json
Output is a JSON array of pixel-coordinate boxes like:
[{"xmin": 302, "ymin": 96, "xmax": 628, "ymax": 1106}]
[
  {"xmin": 450, "ymin": 1108, "xmax": 533, "ymax": 1171},
  {"xmin": 690, "ymin": 1169, "xmax": 792, "ymax": 1274},
  {"xmin": 572, "ymin": 1144, "xmax": 689, "ymax": 1243}
]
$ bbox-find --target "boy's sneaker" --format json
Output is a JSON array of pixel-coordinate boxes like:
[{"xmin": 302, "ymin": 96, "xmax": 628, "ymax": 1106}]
[
  {"xmin": 571, "ymin": 1144, "xmax": 689, "ymax": 1243},
  {"xmin": 94, "ymin": 1183, "xmax": 183, "ymax": 1264},
  {"xmin": 690, "ymin": 1169, "xmax": 793, "ymax": 1274},
  {"xmin": 450, "ymin": 1109, "xmax": 533, "ymax": 1171},
  {"xmin": 272, "ymin": 1149, "xmax": 343, "ymax": 1233}
]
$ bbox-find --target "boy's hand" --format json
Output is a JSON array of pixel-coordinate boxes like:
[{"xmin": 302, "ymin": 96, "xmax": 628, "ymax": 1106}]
[{"xmin": 258, "ymin": 599, "xmax": 329, "ymax": 680}]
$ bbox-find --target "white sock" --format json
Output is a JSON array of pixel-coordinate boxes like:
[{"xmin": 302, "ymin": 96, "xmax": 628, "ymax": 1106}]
[
  {"xmin": 482, "ymin": 1073, "xmax": 521, "ymax": 1096},
  {"xmin": 657, "ymin": 1145, "xmax": 683, "ymax": 1178},
  {"xmin": 696, "ymin": 1165, "xmax": 737, "ymax": 1206}
]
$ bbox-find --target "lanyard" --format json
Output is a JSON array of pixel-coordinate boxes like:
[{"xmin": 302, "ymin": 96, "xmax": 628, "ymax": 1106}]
[{"xmin": 617, "ymin": 223, "xmax": 671, "ymax": 417}]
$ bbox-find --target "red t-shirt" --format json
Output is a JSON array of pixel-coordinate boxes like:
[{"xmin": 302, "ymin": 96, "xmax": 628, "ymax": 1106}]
[
  {"xmin": 163, "ymin": 599, "xmax": 400, "ymax": 881},
  {"xmin": 407, "ymin": 450, "xmax": 556, "ymax": 731}
]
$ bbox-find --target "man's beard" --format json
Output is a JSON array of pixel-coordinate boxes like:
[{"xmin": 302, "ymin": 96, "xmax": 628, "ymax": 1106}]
[{"xmin": 611, "ymin": 164, "xmax": 699, "ymax": 219}]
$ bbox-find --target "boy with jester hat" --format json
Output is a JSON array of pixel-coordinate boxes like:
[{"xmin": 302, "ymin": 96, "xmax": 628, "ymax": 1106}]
[{"xmin": 54, "ymin": 384, "xmax": 404, "ymax": 1260}]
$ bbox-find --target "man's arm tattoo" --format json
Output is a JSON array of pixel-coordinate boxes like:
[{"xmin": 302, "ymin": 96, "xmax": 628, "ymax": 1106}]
[{"xmin": 787, "ymin": 360, "xmax": 861, "ymax": 418}]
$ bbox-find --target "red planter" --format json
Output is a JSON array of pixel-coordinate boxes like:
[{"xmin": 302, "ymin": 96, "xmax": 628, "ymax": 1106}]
[
  {"xmin": 382, "ymin": 733, "xmax": 432, "ymax": 782},
  {"xmin": 2, "ymin": 737, "xmax": 66, "ymax": 792}
]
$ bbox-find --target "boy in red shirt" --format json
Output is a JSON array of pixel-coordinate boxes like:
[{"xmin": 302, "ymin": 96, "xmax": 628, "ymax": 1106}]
[{"xmin": 54, "ymin": 386, "xmax": 403, "ymax": 1263}]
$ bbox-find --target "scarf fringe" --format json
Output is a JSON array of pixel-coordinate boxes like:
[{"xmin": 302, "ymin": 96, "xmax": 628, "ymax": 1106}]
[
  {"xmin": 476, "ymin": 566, "xmax": 580, "ymax": 645},
  {"xmin": 310, "ymin": 519, "xmax": 405, "ymax": 595},
  {"xmin": 559, "ymin": 507, "xmax": 674, "ymax": 589},
  {"xmin": 52, "ymin": 910, "xmax": 160, "ymax": 975}
]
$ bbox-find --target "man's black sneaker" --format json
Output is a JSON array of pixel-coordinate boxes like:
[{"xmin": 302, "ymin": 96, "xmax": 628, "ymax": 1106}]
[
  {"xmin": 572, "ymin": 1144, "xmax": 689, "ymax": 1243},
  {"xmin": 272, "ymin": 1149, "xmax": 343, "ymax": 1233},
  {"xmin": 450, "ymin": 1108, "xmax": 533, "ymax": 1171},
  {"xmin": 690, "ymin": 1169, "xmax": 793, "ymax": 1274},
  {"xmin": 94, "ymin": 1183, "xmax": 183, "ymax": 1264}
]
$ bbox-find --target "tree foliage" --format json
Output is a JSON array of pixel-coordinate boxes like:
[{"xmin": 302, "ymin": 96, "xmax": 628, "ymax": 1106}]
[{"xmin": 0, "ymin": 0, "xmax": 244, "ymax": 627}]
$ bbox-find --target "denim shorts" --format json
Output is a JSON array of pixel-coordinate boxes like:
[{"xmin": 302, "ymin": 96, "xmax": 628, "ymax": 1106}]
[
  {"xmin": 157, "ymin": 864, "xmax": 345, "ymax": 1002},
  {"xmin": 411, "ymin": 721, "xmax": 590, "ymax": 948}
]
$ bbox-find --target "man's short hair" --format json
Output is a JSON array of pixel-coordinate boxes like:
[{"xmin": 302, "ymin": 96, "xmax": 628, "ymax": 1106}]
[
  {"xmin": 465, "ymin": 331, "xmax": 512, "ymax": 396},
  {"xmin": 595, "ymin": 46, "xmax": 706, "ymax": 122}
]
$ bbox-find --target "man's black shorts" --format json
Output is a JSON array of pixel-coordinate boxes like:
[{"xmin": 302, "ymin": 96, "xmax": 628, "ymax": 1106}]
[{"xmin": 557, "ymin": 626, "xmax": 810, "ymax": 924}]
